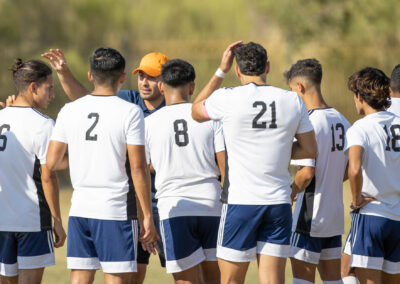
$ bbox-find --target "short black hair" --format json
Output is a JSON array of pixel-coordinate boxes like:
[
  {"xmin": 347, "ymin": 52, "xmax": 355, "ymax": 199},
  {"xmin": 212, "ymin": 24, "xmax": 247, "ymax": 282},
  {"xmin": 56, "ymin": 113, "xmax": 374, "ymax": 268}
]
[
  {"xmin": 10, "ymin": 58, "xmax": 52, "ymax": 93},
  {"xmin": 161, "ymin": 59, "xmax": 195, "ymax": 87},
  {"xmin": 348, "ymin": 67, "xmax": 391, "ymax": 110},
  {"xmin": 284, "ymin": 58, "xmax": 322, "ymax": 86},
  {"xmin": 234, "ymin": 42, "xmax": 268, "ymax": 76},
  {"xmin": 89, "ymin": 47, "xmax": 125, "ymax": 86},
  {"xmin": 390, "ymin": 64, "xmax": 400, "ymax": 93}
]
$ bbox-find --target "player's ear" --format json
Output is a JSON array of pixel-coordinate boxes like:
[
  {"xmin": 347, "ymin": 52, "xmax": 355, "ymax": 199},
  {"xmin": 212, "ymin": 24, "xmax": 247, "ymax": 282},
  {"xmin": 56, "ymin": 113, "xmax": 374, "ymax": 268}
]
[
  {"xmin": 88, "ymin": 71, "xmax": 94, "ymax": 84},
  {"xmin": 119, "ymin": 73, "xmax": 127, "ymax": 85},
  {"xmin": 189, "ymin": 82, "xmax": 195, "ymax": 95},
  {"xmin": 158, "ymin": 81, "xmax": 165, "ymax": 96},
  {"xmin": 28, "ymin": 82, "xmax": 37, "ymax": 95},
  {"xmin": 390, "ymin": 87, "xmax": 393, "ymax": 95},
  {"xmin": 299, "ymin": 82, "xmax": 306, "ymax": 95},
  {"xmin": 265, "ymin": 61, "xmax": 270, "ymax": 75}
]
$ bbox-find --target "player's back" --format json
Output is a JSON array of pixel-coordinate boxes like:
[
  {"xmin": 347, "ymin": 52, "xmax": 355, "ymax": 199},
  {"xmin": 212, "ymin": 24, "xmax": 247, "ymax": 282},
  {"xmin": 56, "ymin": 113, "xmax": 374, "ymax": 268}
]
[
  {"xmin": 145, "ymin": 103, "xmax": 224, "ymax": 219},
  {"xmin": 207, "ymin": 83, "xmax": 313, "ymax": 205},
  {"xmin": 292, "ymin": 108, "xmax": 350, "ymax": 237},
  {"xmin": 52, "ymin": 94, "xmax": 144, "ymax": 220},
  {"xmin": 0, "ymin": 106, "xmax": 53, "ymax": 231},
  {"xmin": 347, "ymin": 111, "xmax": 400, "ymax": 220}
]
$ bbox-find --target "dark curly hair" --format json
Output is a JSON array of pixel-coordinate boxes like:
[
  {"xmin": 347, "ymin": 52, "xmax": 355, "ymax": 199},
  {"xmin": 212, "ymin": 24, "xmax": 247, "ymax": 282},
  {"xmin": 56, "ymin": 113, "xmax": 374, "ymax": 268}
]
[
  {"xmin": 234, "ymin": 42, "xmax": 268, "ymax": 76},
  {"xmin": 348, "ymin": 67, "xmax": 391, "ymax": 110},
  {"xmin": 390, "ymin": 64, "xmax": 400, "ymax": 93}
]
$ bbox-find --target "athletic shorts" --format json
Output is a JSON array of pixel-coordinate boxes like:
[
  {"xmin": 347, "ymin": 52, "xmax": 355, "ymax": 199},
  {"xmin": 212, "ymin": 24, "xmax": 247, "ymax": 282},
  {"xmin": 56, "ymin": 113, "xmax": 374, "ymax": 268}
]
[
  {"xmin": 137, "ymin": 214, "xmax": 165, "ymax": 267},
  {"xmin": 0, "ymin": 231, "xmax": 55, "ymax": 277},
  {"xmin": 290, "ymin": 232, "xmax": 342, "ymax": 264},
  {"xmin": 350, "ymin": 213, "xmax": 400, "ymax": 274},
  {"xmin": 217, "ymin": 203, "xmax": 292, "ymax": 262},
  {"xmin": 67, "ymin": 217, "xmax": 138, "ymax": 273},
  {"xmin": 160, "ymin": 216, "xmax": 220, "ymax": 273}
]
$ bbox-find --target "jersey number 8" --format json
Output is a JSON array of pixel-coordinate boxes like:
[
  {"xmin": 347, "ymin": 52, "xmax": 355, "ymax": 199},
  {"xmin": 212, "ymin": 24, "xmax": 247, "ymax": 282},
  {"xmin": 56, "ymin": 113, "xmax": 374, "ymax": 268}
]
[{"xmin": 174, "ymin": 119, "xmax": 189, "ymax": 147}]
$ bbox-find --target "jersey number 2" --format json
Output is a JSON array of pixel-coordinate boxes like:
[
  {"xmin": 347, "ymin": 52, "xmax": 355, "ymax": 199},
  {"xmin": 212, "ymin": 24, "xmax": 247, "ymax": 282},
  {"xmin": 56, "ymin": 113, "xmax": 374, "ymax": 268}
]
[
  {"xmin": 86, "ymin": 113, "xmax": 99, "ymax": 141},
  {"xmin": 0, "ymin": 124, "xmax": 10, "ymax": 151},
  {"xmin": 174, "ymin": 119, "xmax": 189, "ymax": 147}
]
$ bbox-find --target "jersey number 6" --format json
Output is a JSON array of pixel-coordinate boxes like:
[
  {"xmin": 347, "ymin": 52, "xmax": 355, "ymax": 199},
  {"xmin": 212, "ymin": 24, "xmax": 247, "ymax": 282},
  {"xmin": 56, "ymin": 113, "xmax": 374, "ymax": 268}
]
[{"xmin": 0, "ymin": 124, "xmax": 10, "ymax": 151}]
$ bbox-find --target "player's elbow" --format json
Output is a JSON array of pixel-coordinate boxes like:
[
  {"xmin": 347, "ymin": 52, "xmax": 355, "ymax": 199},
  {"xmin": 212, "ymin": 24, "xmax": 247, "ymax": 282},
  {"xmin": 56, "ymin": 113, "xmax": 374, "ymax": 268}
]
[
  {"xmin": 303, "ymin": 167, "xmax": 315, "ymax": 183},
  {"xmin": 348, "ymin": 164, "xmax": 362, "ymax": 180},
  {"xmin": 191, "ymin": 103, "xmax": 208, "ymax": 122},
  {"xmin": 46, "ymin": 156, "xmax": 57, "ymax": 171}
]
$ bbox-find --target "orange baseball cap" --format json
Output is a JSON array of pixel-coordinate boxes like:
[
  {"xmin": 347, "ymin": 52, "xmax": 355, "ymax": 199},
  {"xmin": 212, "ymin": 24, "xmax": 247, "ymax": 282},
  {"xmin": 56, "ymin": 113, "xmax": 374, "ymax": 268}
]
[{"xmin": 132, "ymin": 52, "xmax": 170, "ymax": 77}]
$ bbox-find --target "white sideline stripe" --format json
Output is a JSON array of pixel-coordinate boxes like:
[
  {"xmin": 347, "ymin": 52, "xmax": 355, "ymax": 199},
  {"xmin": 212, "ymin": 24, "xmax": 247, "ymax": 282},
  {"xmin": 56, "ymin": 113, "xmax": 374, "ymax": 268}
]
[
  {"xmin": 0, "ymin": 262, "xmax": 18, "ymax": 277},
  {"xmin": 132, "ymin": 220, "xmax": 138, "ymax": 261},
  {"xmin": 18, "ymin": 252, "xmax": 55, "ymax": 269},
  {"xmin": 160, "ymin": 221, "xmax": 168, "ymax": 262},
  {"xmin": 217, "ymin": 204, "xmax": 227, "ymax": 246},
  {"xmin": 165, "ymin": 247, "xmax": 205, "ymax": 273},
  {"xmin": 47, "ymin": 230, "xmax": 53, "ymax": 253}
]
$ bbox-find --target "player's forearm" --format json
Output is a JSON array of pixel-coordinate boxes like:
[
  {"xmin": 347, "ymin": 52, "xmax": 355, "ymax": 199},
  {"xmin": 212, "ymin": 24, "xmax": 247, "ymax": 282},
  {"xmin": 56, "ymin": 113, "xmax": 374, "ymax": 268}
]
[
  {"xmin": 131, "ymin": 166, "xmax": 153, "ymax": 218},
  {"xmin": 216, "ymin": 151, "xmax": 226, "ymax": 185},
  {"xmin": 41, "ymin": 167, "xmax": 63, "ymax": 223},
  {"xmin": 293, "ymin": 166, "xmax": 315, "ymax": 194},
  {"xmin": 192, "ymin": 75, "xmax": 223, "ymax": 122},
  {"xmin": 348, "ymin": 165, "xmax": 363, "ymax": 206},
  {"xmin": 56, "ymin": 66, "xmax": 88, "ymax": 101}
]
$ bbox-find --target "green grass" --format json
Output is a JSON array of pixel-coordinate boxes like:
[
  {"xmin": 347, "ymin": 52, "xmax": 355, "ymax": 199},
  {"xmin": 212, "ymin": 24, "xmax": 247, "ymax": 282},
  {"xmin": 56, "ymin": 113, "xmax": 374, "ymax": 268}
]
[{"xmin": 42, "ymin": 183, "xmax": 353, "ymax": 283}]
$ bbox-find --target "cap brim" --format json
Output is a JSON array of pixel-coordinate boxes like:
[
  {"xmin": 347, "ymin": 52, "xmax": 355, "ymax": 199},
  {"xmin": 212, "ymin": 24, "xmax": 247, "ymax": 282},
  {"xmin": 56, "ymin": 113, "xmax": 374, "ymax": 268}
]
[{"xmin": 132, "ymin": 66, "xmax": 161, "ymax": 77}]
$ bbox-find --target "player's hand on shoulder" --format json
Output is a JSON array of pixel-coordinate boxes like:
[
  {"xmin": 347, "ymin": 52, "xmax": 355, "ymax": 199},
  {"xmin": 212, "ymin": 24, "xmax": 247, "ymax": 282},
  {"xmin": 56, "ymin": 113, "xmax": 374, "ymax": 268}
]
[
  {"xmin": 41, "ymin": 49, "xmax": 68, "ymax": 73},
  {"xmin": 53, "ymin": 219, "xmax": 67, "ymax": 248},
  {"xmin": 220, "ymin": 40, "xmax": 243, "ymax": 73},
  {"xmin": 1, "ymin": 95, "xmax": 16, "ymax": 107}
]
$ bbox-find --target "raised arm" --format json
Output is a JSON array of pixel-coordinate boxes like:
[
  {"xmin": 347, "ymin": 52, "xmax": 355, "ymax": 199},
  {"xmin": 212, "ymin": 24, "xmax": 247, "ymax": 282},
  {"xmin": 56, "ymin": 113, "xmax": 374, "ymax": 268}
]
[
  {"xmin": 41, "ymin": 164, "xmax": 66, "ymax": 248},
  {"xmin": 192, "ymin": 41, "xmax": 242, "ymax": 122},
  {"xmin": 42, "ymin": 49, "xmax": 88, "ymax": 101}
]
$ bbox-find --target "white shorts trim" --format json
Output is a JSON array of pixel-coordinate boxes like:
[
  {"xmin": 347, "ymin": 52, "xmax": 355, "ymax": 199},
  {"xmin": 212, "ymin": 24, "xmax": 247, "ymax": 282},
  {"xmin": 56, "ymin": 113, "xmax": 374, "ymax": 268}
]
[
  {"xmin": 101, "ymin": 260, "xmax": 137, "ymax": 273},
  {"xmin": 67, "ymin": 257, "xmax": 101, "ymax": 270},
  {"xmin": 165, "ymin": 247, "xmax": 205, "ymax": 273},
  {"xmin": 217, "ymin": 245, "xmax": 256, "ymax": 262},
  {"xmin": 203, "ymin": 248, "xmax": 217, "ymax": 261},
  {"xmin": 291, "ymin": 247, "xmax": 341, "ymax": 264},
  {"xmin": 383, "ymin": 259, "xmax": 400, "ymax": 274},
  {"xmin": 0, "ymin": 262, "xmax": 18, "ymax": 277},
  {"xmin": 351, "ymin": 254, "xmax": 400, "ymax": 274},
  {"xmin": 257, "ymin": 242, "xmax": 291, "ymax": 258},
  {"xmin": 18, "ymin": 252, "xmax": 55, "ymax": 269}
]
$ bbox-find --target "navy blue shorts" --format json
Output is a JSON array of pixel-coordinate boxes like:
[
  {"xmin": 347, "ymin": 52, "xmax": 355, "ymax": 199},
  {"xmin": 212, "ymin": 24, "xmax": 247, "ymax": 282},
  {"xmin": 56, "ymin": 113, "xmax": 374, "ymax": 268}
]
[
  {"xmin": 0, "ymin": 231, "xmax": 54, "ymax": 276},
  {"xmin": 217, "ymin": 203, "xmax": 292, "ymax": 262},
  {"xmin": 160, "ymin": 216, "xmax": 220, "ymax": 273},
  {"xmin": 67, "ymin": 217, "xmax": 138, "ymax": 273},
  {"xmin": 350, "ymin": 213, "xmax": 400, "ymax": 274}
]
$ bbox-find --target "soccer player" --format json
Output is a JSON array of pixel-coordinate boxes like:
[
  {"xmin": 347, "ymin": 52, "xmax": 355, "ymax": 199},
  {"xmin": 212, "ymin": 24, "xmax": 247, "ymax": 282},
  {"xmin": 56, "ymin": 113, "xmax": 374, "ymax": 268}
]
[
  {"xmin": 0, "ymin": 59, "xmax": 66, "ymax": 284},
  {"xmin": 285, "ymin": 59, "xmax": 350, "ymax": 284},
  {"xmin": 145, "ymin": 59, "xmax": 225, "ymax": 284},
  {"xmin": 46, "ymin": 47, "xmax": 158, "ymax": 284},
  {"xmin": 192, "ymin": 41, "xmax": 317, "ymax": 284},
  {"xmin": 41, "ymin": 49, "xmax": 169, "ymax": 283},
  {"xmin": 346, "ymin": 67, "xmax": 400, "ymax": 284},
  {"xmin": 388, "ymin": 64, "xmax": 400, "ymax": 114}
]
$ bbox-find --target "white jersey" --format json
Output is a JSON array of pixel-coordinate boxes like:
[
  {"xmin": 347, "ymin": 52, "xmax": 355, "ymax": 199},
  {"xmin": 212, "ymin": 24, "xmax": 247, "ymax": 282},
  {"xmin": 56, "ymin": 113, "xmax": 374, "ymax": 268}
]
[
  {"xmin": 291, "ymin": 108, "xmax": 350, "ymax": 237},
  {"xmin": 0, "ymin": 107, "xmax": 53, "ymax": 232},
  {"xmin": 388, "ymin": 97, "xmax": 400, "ymax": 116},
  {"xmin": 51, "ymin": 95, "xmax": 145, "ymax": 221},
  {"xmin": 145, "ymin": 103, "xmax": 225, "ymax": 220},
  {"xmin": 345, "ymin": 111, "xmax": 400, "ymax": 221},
  {"xmin": 204, "ymin": 83, "xmax": 313, "ymax": 205}
]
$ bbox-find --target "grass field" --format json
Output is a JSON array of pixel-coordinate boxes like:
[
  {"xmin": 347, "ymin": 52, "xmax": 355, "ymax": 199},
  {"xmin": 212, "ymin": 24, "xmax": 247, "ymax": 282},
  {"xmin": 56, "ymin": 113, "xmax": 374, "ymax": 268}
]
[{"xmin": 41, "ymin": 183, "xmax": 353, "ymax": 283}]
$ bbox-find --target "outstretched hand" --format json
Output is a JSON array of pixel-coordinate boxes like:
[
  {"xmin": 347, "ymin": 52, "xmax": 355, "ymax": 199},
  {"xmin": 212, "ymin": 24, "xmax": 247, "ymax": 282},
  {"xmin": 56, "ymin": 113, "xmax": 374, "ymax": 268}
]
[
  {"xmin": 42, "ymin": 49, "xmax": 68, "ymax": 72},
  {"xmin": 219, "ymin": 41, "xmax": 243, "ymax": 73}
]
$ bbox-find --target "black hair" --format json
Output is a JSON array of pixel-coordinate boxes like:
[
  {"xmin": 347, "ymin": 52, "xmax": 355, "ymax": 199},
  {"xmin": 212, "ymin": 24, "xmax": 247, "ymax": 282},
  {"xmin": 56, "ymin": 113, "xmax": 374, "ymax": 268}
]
[
  {"xmin": 284, "ymin": 58, "xmax": 322, "ymax": 86},
  {"xmin": 234, "ymin": 42, "xmax": 268, "ymax": 76},
  {"xmin": 348, "ymin": 67, "xmax": 391, "ymax": 110},
  {"xmin": 10, "ymin": 58, "xmax": 52, "ymax": 93},
  {"xmin": 161, "ymin": 59, "xmax": 196, "ymax": 87},
  {"xmin": 390, "ymin": 64, "xmax": 400, "ymax": 93},
  {"xmin": 89, "ymin": 47, "xmax": 125, "ymax": 86}
]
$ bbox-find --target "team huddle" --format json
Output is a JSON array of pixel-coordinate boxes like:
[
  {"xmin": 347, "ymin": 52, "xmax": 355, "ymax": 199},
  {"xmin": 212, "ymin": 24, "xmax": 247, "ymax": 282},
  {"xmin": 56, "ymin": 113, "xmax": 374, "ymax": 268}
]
[{"xmin": 0, "ymin": 41, "xmax": 399, "ymax": 284}]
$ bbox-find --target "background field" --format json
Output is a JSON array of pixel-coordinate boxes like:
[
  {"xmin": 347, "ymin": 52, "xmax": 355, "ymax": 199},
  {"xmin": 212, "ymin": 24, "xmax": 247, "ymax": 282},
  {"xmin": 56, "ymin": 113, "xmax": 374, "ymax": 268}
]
[{"xmin": 41, "ymin": 184, "xmax": 353, "ymax": 283}]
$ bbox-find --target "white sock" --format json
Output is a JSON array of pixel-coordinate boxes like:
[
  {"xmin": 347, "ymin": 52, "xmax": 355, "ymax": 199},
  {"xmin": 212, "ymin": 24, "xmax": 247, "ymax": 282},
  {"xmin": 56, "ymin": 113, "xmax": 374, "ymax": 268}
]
[
  {"xmin": 342, "ymin": 276, "xmax": 358, "ymax": 284},
  {"xmin": 324, "ymin": 280, "xmax": 344, "ymax": 284},
  {"xmin": 293, "ymin": 278, "xmax": 313, "ymax": 284}
]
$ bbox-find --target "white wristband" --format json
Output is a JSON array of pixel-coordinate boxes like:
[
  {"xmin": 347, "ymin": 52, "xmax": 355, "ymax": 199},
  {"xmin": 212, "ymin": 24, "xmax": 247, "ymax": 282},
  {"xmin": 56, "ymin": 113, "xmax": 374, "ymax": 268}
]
[{"xmin": 215, "ymin": 68, "xmax": 226, "ymax": 78}]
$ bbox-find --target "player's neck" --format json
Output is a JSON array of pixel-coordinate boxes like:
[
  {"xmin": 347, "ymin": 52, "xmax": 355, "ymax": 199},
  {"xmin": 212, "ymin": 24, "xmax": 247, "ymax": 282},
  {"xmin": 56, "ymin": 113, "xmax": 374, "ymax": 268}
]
[
  {"xmin": 91, "ymin": 85, "xmax": 118, "ymax": 96},
  {"xmin": 144, "ymin": 96, "xmax": 165, "ymax": 110},
  {"xmin": 240, "ymin": 74, "xmax": 266, "ymax": 86},
  {"xmin": 391, "ymin": 92, "xmax": 400, "ymax": 98},
  {"xmin": 13, "ymin": 93, "xmax": 33, "ymax": 107},
  {"xmin": 303, "ymin": 88, "xmax": 328, "ymax": 110},
  {"xmin": 165, "ymin": 92, "xmax": 190, "ymax": 106}
]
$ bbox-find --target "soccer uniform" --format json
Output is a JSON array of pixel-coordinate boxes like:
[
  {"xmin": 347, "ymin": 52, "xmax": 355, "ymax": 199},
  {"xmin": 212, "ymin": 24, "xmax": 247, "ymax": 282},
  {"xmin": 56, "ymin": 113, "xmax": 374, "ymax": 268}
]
[
  {"xmin": 145, "ymin": 103, "xmax": 225, "ymax": 273},
  {"xmin": 118, "ymin": 89, "xmax": 166, "ymax": 266},
  {"xmin": 0, "ymin": 106, "xmax": 54, "ymax": 276},
  {"xmin": 51, "ymin": 94, "xmax": 144, "ymax": 273},
  {"xmin": 388, "ymin": 97, "xmax": 400, "ymax": 115},
  {"xmin": 291, "ymin": 108, "xmax": 350, "ymax": 264},
  {"xmin": 345, "ymin": 111, "xmax": 400, "ymax": 274},
  {"xmin": 203, "ymin": 83, "xmax": 314, "ymax": 262}
]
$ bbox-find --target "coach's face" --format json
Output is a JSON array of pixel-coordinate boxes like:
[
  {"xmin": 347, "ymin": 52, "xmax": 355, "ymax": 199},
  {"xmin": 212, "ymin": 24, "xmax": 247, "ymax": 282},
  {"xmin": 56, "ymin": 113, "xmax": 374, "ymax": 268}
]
[
  {"xmin": 138, "ymin": 71, "xmax": 162, "ymax": 102},
  {"xmin": 33, "ymin": 74, "xmax": 55, "ymax": 109}
]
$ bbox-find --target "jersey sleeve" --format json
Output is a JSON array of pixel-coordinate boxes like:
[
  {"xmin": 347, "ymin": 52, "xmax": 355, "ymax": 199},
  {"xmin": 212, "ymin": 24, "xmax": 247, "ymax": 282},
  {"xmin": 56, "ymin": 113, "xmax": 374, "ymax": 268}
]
[
  {"xmin": 213, "ymin": 121, "xmax": 225, "ymax": 153},
  {"xmin": 126, "ymin": 106, "xmax": 145, "ymax": 145},
  {"xmin": 35, "ymin": 119, "xmax": 54, "ymax": 165},
  {"xmin": 51, "ymin": 106, "xmax": 68, "ymax": 144},
  {"xmin": 204, "ymin": 88, "xmax": 229, "ymax": 121},
  {"xmin": 345, "ymin": 123, "xmax": 367, "ymax": 151},
  {"xmin": 296, "ymin": 97, "xmax": 314, "ymax": 134}
]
